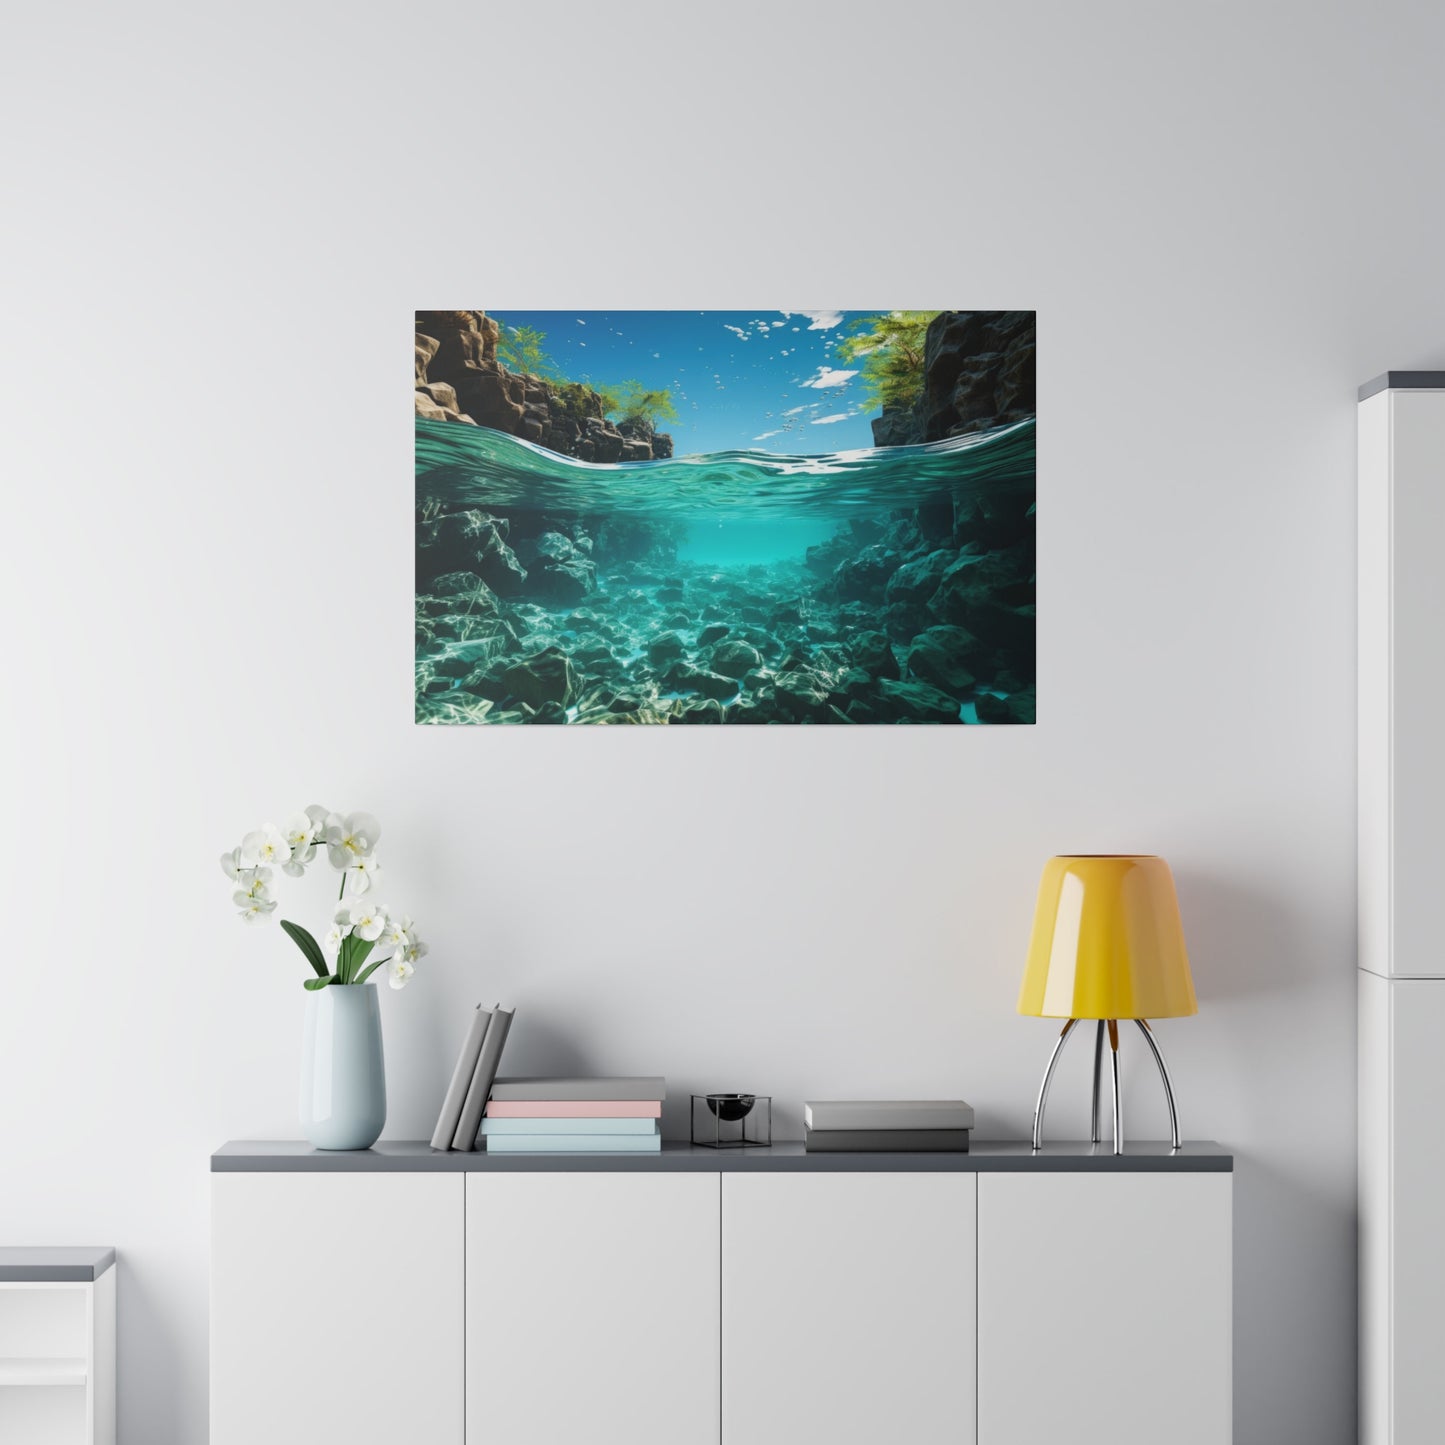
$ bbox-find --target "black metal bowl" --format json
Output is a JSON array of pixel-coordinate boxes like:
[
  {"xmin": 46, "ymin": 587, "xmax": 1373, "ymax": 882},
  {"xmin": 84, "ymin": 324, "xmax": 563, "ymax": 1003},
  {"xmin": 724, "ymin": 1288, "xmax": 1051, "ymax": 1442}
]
[{"xmin": 704, "ymin": 1093, "xmax": 756, "ymax": 1122}]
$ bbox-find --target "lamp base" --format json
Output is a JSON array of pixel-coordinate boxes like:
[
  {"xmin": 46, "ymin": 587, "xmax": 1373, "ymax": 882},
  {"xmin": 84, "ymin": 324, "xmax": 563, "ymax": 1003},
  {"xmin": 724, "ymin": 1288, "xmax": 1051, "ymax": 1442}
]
[{"xmin": 1030, "ymin": 1017, "xmax": 1181, "ymax": 1155}]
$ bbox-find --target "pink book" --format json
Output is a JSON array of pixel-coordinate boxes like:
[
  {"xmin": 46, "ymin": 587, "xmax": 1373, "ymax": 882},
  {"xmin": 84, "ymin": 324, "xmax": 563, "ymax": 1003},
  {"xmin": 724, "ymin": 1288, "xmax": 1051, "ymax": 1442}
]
[{"xmin": 484, "ymin": 1099, "xmax": 663, "ymax": 1118}]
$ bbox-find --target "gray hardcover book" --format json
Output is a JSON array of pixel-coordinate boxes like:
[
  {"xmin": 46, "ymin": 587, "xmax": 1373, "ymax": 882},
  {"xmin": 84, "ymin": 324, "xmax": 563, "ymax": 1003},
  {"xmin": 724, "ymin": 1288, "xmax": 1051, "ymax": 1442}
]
[
  {"xmin": 430, "ymin": 1004, "xmax": 492, "ymax": 1151},
  {"xmin": 452, "ymin": 1006, "xmax": 515, "ymax": 1151},
  {"xmin": 488, "ymin": 1076, "xmax": 666, "ymax": 1102},
  {"xmin": 804, "ymin": 1100, "xmax": 975, "ymax": 1132},
  {"xmin": 804, "ymin": 1127, "xmax": 971, "ymax": 1152}
]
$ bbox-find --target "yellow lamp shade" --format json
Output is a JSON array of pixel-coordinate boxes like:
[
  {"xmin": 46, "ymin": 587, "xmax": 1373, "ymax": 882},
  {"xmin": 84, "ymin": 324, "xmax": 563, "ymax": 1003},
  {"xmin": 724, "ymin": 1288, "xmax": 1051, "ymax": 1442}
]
[{"xmin": 1018, "ymin": 856, "xmax": 1196, "ymax": 1020}]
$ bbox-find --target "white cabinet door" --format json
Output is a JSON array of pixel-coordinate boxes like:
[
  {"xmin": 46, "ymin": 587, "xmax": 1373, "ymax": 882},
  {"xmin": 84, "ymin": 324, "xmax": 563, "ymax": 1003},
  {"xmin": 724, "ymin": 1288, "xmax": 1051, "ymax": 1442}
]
[
  {"xmin": 466, "ymin": 1172, "xmax": 719, "ymax": 1445},
  {"xmin": 1387, "ymin": 394, "xmax": 1445, "ymax": 977},
  {"xmin": 1360, "ymin": 389, "xmax": 1445, "ymax": 978},
  {"xmin": 722, "ymin": 1172, "xmax": 976, "ymax": 1445},
  {"xmin": 1385, "ymin": 978, "xmax": 1445, "ymax": 1441},
  {"xmin": 977, "ymin": 1173, "xmax": 1231, "ymax": 1445},
  {"xmin": 211, "ymin": 1173, "xmax": 464, "ymax": 1445}
]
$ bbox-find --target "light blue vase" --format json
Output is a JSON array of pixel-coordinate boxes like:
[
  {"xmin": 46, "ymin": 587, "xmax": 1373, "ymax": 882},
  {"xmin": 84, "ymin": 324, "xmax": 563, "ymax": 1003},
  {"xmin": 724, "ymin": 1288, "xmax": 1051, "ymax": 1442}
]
[{"xmin": 300, "ymin": 984, "xmax": 386, "ymax": 1150}]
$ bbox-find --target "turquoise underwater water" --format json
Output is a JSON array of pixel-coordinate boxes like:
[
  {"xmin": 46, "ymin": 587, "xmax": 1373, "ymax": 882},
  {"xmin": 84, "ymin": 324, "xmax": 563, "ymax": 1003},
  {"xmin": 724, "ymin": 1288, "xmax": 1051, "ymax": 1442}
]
[
  {"xmin": 414, "ymin": 418, "xmax": 1036, "ymax": 566},
  {"xmin": 415, "ymin": 417, "xmax": 1036, "ymax": 725}
]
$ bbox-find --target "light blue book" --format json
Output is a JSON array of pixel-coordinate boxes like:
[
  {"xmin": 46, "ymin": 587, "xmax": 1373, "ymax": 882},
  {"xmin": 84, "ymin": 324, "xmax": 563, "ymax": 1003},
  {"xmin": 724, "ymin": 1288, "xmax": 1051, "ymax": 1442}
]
[
  {"xmin": 479, "ymin": 1116, "xmax": 660, "ymax": 1137},
  {"xmin": 484, "ymin": 1133, "xmax": 663, "ymax": 1154}
]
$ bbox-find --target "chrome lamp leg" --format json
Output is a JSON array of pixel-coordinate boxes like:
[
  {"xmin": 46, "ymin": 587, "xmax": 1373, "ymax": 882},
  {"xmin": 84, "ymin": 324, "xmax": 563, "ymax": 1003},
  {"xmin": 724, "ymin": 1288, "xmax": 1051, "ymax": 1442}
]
[
  {"xmin": 1031, "ymin": 1018, "xmax": 1078, "ymax": 1151},
  {"xmin": 1107, "ymin": 1018, "xmax": 1123, "ymax": 1155},
  {"xmin": 1090, "ymin": 1020, "xmax": 1105, "ymax": 1144},
  {"xmin": 1135, "ymin": 1018, "xmax": 1181, "ymax": 1150}
]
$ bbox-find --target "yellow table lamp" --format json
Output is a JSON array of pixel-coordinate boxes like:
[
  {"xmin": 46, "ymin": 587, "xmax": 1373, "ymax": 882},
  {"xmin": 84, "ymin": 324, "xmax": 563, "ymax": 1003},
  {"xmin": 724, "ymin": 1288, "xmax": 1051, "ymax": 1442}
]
[{"xmin": 1019, "ymin": 855, "xmax": 1196, "ymax": 1154}]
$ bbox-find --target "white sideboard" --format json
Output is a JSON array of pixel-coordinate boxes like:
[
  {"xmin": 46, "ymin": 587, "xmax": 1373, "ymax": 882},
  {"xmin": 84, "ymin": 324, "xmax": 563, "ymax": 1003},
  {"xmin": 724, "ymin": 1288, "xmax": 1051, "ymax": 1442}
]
[
  {"xmin": 211, "ymin": 1141, "xmax": 1232, "ymax": 1445},
  {"xmin": 1358, "ymin": 373, "xmax": 1445, "ymax": 1445}
]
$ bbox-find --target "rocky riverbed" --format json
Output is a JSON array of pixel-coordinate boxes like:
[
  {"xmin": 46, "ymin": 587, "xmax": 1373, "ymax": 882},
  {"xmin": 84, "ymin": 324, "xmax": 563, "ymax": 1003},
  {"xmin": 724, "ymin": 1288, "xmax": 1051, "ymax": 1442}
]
[{"xmin": 415, "ymin": 493, "xmax": 1035, "ymax": 725}]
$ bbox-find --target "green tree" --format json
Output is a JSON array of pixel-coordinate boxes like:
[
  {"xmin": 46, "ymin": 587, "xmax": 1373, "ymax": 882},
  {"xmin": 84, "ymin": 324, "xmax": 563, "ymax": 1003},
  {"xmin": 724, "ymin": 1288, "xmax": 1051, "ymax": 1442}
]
[
  {"xmin": 608, "ymin": 379, "xmax": 678, "ymax": 428},
  {"xmin": 837, "ymin": 311, "xmax": 941, "ymax": 414},
  {"xmin": 496, "ymin": 323, "xmax": 560, "ymax": 379}
]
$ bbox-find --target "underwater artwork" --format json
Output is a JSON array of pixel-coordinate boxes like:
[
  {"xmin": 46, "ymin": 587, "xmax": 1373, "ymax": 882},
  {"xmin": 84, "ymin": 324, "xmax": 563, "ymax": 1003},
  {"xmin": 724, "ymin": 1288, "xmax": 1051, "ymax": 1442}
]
[{"xmin": 415, "ymin": 310, "xmax": 1035, "ymax": 725}]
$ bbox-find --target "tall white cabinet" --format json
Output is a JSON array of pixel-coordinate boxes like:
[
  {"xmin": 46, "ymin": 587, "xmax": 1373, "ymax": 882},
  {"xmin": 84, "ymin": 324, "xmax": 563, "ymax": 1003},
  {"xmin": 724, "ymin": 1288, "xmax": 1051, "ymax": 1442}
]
[{"xmin": 1358, "ymin": 373, "xmax": 1445, "ymax": 1445}]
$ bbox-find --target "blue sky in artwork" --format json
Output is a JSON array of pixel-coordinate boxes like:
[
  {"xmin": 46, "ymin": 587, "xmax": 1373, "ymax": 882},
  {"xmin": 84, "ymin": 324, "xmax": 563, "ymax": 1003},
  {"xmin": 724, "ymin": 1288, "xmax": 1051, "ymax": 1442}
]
[{"xmin": 488, "ymin": 310, "xmax": 879, "ymax": 456}]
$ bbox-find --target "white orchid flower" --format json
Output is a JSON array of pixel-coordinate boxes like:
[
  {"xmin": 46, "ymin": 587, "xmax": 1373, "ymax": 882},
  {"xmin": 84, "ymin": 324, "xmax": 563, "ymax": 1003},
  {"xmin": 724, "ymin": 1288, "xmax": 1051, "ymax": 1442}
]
[
  {"xmin": 241, "ymin": 823, "xmax": 290, "ymax": 869},
  {"xmin": 399, "ymin": 936, "xmax": 428, "ymax": 966},
  {"xmin": 236, "ymin": 892, "xmax": 277, "ymax": 924},
  {"xmin": 381, "ymin": 914, "xmax": 412, "ymax": 949},
  {"xmin": 220, "ymin": 847, "xmax": 248, "ymax": 882},
  {"xmin": 344, "ymin": 856, "xmax": 383, "ymax": 896},
  {"xmin": 282, "ymin": 842, "xmax": 316, "ymax": 878},
  {"xmin": 350, "ymin": 903, "xmax": 388, "ymax": 942},
  {"xmin": 283, "ymin": 812, "xmax": 317, "ymax": 849},
  {"xmin": 387, "ymin": 959, "xmax": 415, "ymax": 990},
  {"xmin": 231, "ymin": 869, "xmax": 273, "ymax": 903},
  {"xmin": 325, "ymin": 812, "xmax": 380, "ymax": 870},
  {"xmin": 324, "ymin": 922, "xmax": 347, "ymax": 953}
]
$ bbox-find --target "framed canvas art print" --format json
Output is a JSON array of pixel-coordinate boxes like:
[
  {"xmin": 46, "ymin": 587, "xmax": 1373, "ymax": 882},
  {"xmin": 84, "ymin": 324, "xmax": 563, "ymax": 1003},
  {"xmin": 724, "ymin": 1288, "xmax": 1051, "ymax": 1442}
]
[{"xmin": 415, "ymin": 310, "xmax": 1035, "ymax": 725}]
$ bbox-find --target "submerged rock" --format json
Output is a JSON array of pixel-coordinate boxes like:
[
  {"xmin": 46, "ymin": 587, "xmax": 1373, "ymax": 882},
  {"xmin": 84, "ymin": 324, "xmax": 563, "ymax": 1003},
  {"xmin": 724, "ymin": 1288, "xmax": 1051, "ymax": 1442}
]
[
  {"xmin": 707, "ymin": 639, "xmax": 764, "ymax": 679},
  {"xmin": 874, "ymin": 678, "xmax": 961, "ymax": 723},
  {"xmin": 647, "ymin": 630, "xmax": 687, "ymax": 665},
  {"xmin": 500, "ymin": 647, "xmax": 579, "ymax": 709},
  {"xmin": 831, "ymin": 545, "xmax": 901, "ymax": 603},
  {"xmin": 885, "ymin": 549, "xmax": 954, "ymax": 607},
  {"xmin": 665, "ymin": 664, "xmax": 737, "ymax": 701},
  {"xmin": 906, "ymin": 626, "xmax": 978, "ymax": 698},
  {"xmin": 849, "ymin": 630, "xmax": 900, "ymax": 680},
  {"xmin": 430, "ymin": 570, "xmax": 491, "ymax": 600},
  {"xmin": 773, "ymin": 669, "xmax": 833, "ymax": 721},
  {"xmin": 697, "ymin": 622, "xmax": 731, "ymax": 647},
  {"xmin": 525, "ymin": 557, "xmax": 595, "ymax": 605},
  {"xmin": 671, "ymin": 698, "xmax": 724, "ymax": 724}
]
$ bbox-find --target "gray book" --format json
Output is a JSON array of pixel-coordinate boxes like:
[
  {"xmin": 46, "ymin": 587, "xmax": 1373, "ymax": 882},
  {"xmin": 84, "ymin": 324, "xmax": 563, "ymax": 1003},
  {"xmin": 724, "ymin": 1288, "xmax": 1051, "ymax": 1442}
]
[
  {"xmin": 804, "ymin": 1100, "xmax": 975, "ymax": 1132},
  {"xmin": 452, "ymin": 1005, "xmax": 515, "ymax": 1151},
  {"xmin": 488, "ymin": 1076, "xmax": 666, "ymax": 1102},
  {"xmin": 430, "ymin": 1004, "xmax": 492, "ymax": 1151},
  {"xmin": 804, "ymin": 1127, "xmax": 971, "ymax": 1152}
]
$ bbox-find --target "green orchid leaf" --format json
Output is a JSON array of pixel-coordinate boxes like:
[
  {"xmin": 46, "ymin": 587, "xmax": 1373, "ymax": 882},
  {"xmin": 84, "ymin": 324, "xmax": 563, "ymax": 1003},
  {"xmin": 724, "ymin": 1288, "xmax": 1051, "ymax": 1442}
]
[
  {"xmin": 354, "ymin": 955, "xmax": 390, "ymax": 987},
  {"xmin": 280, "ymin": 920, "xmax": 329, "ymax": 978},
  {"xmin": 349, "ymin": 937, "xmax": 377, "ymax": 979},
  {"xmin": 302, "ymin": 975, "xmax": 335, "ymax": 991}
]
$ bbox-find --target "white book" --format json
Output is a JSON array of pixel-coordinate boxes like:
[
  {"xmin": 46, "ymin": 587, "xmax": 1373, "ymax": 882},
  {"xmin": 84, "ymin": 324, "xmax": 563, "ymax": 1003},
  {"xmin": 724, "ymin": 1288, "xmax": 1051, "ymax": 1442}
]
[{"xmin": 479, "ymin": 1117, "xmax": 660, "ymax": 1136}]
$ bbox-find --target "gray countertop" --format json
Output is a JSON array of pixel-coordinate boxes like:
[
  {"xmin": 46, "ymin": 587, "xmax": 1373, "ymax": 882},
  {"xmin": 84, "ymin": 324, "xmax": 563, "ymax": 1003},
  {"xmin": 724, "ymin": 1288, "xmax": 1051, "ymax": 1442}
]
[
  {"xmin": 1359, "ymin": 371, "xmax": 1445, "ymax": 400},
  {"xmin": 214, "ymin": 1140, "xmax": 1232, "ymax": 1173},
  {"xmin": 0, "ymin": 1247, "xmax": 115, "ymax": 1282}
]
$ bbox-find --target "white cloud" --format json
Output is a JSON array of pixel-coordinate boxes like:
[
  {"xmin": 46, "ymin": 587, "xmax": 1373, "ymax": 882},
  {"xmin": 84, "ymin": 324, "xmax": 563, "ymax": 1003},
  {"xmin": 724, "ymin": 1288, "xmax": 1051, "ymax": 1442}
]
[
  {"xmin": 753, "ymin": 429, "xmax": 782, "ymax": 441},
  {"xmin": 811, "ymin": 413, "xmax": 851, "ymax": 425},
  {"xmin": 576, "ymin": 318, "xmax": 586, "ymax": 325},
  {"xmin": 723, "ymin": 324, "xmax": 750, "ymax": 342},
  {"xmin": 782, "ymin": 405, "xmax": 808, "ymax": 416},
  {"xmin": 799, "ymin": 366, "xmax": 858, "ymax": 390},
  {"xmin": 781, "ymin": 310, "xmax": 844, "ymax": 331}
]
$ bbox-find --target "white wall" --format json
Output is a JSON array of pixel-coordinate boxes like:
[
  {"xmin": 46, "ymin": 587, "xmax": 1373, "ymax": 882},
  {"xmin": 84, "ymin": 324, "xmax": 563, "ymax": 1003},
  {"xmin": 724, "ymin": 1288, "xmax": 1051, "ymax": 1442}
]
[{"xmin": 1, "ymin": 2, "xmax": 1442, "ymax": 1440}]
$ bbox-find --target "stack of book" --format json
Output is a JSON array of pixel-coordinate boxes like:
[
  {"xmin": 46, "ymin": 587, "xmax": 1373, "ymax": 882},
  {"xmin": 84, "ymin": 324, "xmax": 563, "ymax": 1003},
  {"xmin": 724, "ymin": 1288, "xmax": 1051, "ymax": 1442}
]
[
  {"xmin": 803, "ymin": 1099, "xmax": 974, "ymax": 1152},
  {"xmin": 480, "ymin": 1077, "xmax": 665, "ymax": 1154},
  {"xmin": 430, "ymin": 1003, "xmax": 516, "ymax": 1152}
]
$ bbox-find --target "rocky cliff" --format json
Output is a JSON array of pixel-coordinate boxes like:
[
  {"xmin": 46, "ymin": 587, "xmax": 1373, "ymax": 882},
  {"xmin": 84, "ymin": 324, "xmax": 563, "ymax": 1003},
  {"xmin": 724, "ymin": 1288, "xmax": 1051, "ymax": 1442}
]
[
  {"xmin": 414, "ymin": 310, "xmax": 674, "ymax": 461},
  {"xmin": 872, "ymin": 310, "xmax": 1035, "ymax": 447}
]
